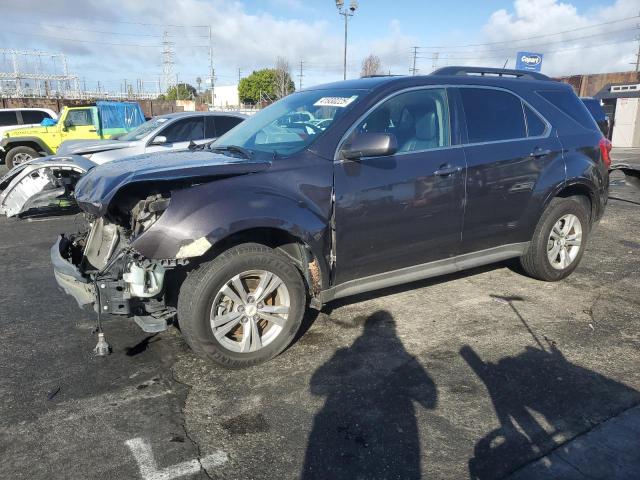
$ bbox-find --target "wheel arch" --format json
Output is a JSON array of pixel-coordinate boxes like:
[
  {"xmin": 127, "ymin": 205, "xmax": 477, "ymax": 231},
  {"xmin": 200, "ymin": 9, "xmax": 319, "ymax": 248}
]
[{"xmin": 4, "ymin": 137, "xmax": 54, "ymax": 156}]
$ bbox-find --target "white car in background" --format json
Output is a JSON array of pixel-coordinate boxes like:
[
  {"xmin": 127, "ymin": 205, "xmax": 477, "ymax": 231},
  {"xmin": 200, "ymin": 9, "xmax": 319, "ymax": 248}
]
[{"xmin": 0, "ymin": 108, "xmax": 58, "ymax": 138}]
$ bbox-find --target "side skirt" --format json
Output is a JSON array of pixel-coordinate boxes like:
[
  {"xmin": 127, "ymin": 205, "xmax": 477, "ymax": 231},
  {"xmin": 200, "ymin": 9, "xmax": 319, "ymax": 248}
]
[{"xmin": 319, "ymin": 242, "xmax": 530, "ymax": 303}]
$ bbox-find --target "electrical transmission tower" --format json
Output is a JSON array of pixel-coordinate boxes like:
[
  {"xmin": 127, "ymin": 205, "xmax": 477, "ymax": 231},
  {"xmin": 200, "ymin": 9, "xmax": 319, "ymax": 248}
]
[
  {"xmin": 161, "ymin": 30, "xmax": 175, "ymax": 94},
  {"xmin": 0, "ymin": 49, "xmax": 79, "ymax": 98}
]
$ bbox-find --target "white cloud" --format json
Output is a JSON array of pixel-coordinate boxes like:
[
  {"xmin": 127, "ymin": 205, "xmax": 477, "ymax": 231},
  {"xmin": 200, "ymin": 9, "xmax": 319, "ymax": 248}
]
[{"xmin": 459, "ymin": 0, "xmax": 639, "ymax": 76}]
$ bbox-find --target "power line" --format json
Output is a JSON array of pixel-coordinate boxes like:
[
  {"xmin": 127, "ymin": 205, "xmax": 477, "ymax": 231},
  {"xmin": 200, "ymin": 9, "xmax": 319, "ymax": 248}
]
[
  {"xmin": 1, "ymin": 29, "xmax": 209, "ymax": 48},
  {"xmin": 413, "ymin": 26, "xmax": 637, "ymax": 57},
  {"xmin": 415, "ymin": 14, "xmax": 639, "ymax": 49}
]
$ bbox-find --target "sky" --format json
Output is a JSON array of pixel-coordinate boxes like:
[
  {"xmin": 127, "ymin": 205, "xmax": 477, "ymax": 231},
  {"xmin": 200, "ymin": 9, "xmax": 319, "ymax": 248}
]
[{"xmin": 0, "ymin": 0, "xmax": 637, "ymax": 95}]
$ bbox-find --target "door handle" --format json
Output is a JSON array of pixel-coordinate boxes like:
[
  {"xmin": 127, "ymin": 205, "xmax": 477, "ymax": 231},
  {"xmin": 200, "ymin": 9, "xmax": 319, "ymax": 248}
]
[
  {"xmin": 529, "ymin": 148, "xmax": 551, "ymax": 158},
  {"xmin": 434, "ymin": 165, "xmax": 462, "ymax": 176}
]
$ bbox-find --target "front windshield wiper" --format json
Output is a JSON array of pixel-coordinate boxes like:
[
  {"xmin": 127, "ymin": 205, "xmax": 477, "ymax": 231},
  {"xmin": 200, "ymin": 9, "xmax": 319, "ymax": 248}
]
[{"xmin": 209, "ymin": 144, "xmax": 253, "ymax": 159}]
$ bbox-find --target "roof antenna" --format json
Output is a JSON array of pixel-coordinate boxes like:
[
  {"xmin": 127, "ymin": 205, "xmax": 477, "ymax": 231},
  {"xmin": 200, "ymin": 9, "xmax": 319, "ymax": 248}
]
[
  {"xmin": 503, "ymin": 58, "xmax": 509, "ymax": 69},
  {"xmin": 93, "ymin": 280, "xmax": 111, "ymax": 356}
]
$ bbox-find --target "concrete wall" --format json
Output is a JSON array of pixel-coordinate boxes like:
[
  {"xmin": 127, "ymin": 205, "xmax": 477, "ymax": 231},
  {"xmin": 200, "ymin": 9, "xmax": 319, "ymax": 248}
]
[{"xmin": 0, "ymin": 98, "xmax": 191, "ymax": 118}]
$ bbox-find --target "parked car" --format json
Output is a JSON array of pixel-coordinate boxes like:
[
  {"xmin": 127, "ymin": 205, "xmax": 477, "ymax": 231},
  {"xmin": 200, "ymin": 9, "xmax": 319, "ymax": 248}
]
[
  {"xmin": 56, "ymin": 111, "xmax": 246, "ymax": 161},
  {"xmin": 0, "ymin": 111, "xmax": 246, "ymax": 218},
  {"xmin": 51, "ymin": 67, "xmax": 609, "ymax": 368},
  {"xmin": 580, "ymin": 97, "xmax": 609, "ymax": 137},
  {"xmin": 0, "ymin": 108, "xmax": 57, "ymax": 138},
  {"xmin": 0, "ymin": 101, "xmax": 145, "ymax": 169}
]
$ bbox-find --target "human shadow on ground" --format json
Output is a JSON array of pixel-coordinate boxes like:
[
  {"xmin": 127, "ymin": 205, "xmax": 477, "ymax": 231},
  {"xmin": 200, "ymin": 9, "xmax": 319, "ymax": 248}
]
[
  {"xmin": 462, "ymin": 296, "xmax": 640, "ymax": 480},
  {"xmin": 301, "ymin": 310, "xmax": 437, "ymax": 480}
]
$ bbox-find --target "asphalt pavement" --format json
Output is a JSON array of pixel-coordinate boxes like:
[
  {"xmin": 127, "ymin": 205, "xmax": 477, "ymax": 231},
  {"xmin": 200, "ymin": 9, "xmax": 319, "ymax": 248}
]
[{"xmin": 0, "ymin": 159, "xmax": 639, "ymax": 480}]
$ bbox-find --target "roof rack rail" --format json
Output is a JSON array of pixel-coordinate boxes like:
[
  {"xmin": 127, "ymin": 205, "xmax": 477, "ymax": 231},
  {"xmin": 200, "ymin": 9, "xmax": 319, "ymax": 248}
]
[{"xmin": 431, "ymin": 66, "xmax": 551, "ymax": 81}]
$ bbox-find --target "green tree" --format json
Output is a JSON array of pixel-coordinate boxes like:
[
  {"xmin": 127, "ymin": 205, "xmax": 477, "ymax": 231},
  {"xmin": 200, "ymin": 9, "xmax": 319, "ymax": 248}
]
[
  {"xmin": 238, "ymin": 68, "xmax": 295, "ymax": 105},
  {"xmin": 161, "ymin": 83, "xmax": 197, "ymax": 100}
]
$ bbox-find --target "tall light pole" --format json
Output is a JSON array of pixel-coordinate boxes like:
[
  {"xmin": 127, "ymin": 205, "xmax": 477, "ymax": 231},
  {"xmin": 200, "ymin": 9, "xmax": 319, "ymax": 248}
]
[{"xmin": 335, "ymin": 0, "xmax": 358, "ymax": 81}]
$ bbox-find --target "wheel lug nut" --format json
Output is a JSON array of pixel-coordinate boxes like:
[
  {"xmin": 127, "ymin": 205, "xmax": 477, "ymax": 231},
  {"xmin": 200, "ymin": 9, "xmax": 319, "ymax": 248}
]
[
  {"xmin": 253, "ymin": 314, "xmax": 260, "ymax": 321},
  {"xmin": 238, "ymin": 305, "xmax": 244, "ymax": 312},
  {"xmin": 247, "ymin": 296, "xmax": 255, "ymax": 303},
  {"xmin": 258, "ymin": 302, "xmax": 264, "ymax": 309}
]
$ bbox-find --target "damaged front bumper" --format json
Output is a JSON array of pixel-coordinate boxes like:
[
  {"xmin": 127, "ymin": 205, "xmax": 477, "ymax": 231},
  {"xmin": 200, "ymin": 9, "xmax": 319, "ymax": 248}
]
[
  {"xmin": 51, "ymin": 218, "xmax": 182, "ymax": 333},
  {"xmin": 51, "ymin": 235, "xmax": 96, "ymax": 308},
  {"xmin": 0, "ymin": 155, "xmax": 95, "ymax": 217}
]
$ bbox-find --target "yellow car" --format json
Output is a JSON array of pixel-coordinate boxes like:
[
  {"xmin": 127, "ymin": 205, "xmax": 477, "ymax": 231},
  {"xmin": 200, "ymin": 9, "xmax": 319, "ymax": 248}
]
[{"xmin": 0, "ymin": 101, "xmax": 145, "ymax": 169}]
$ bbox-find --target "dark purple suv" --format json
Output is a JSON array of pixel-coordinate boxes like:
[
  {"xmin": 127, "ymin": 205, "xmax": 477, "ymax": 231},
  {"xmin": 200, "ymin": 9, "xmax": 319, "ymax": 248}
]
[{"xmin": 52, "ymin": 67, "xmax": 610, "ymax": 367}]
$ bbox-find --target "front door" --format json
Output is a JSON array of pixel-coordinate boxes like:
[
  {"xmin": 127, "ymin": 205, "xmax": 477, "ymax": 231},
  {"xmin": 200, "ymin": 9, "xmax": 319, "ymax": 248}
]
[
  {"xmin": 334, "ymin": 88, "xmax": 466, "ymax": 284},
  {"xmin": 145, "ymin": 116, "xmax": 206, "ymax": 153},
  {"xmin": 58, "ymin": 108, "xmax": 98, "ymax": 150}
]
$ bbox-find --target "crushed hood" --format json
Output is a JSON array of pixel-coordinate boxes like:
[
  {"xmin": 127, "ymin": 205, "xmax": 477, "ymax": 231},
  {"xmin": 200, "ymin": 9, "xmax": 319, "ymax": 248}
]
[
  {"xmin": 74, "ymin": 150, "xmax": 272, "ymax": 217},
  {"xmin": 56, "ymin": 139, "xmax": 135, "ymax": 155}
]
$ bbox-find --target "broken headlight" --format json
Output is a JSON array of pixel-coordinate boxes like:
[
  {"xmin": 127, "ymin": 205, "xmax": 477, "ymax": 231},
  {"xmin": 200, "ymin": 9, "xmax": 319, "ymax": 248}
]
[{"xmin": 130, "ymin": 193, "xmax": 170, "ymax": 237}]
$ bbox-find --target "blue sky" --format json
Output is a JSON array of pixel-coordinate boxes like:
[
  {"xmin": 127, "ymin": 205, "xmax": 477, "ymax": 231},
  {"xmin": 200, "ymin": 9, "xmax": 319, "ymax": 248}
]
[{"xmin": 0, "ymin": 0, "xmax": 637, "ymax": 95}]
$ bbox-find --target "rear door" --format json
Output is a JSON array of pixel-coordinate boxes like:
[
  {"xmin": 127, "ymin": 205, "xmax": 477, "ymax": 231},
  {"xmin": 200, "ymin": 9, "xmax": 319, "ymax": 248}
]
[
  {"xmin": 457, "ymin": 87, "xmax": 563, "ymax": 253},
  {"xmin": 145, "ymin": 116, "xmax": 206, "ymax": 153},
  {"xmin": 334, "ymin": 87, "xmax": 466, "ymax": 283}
]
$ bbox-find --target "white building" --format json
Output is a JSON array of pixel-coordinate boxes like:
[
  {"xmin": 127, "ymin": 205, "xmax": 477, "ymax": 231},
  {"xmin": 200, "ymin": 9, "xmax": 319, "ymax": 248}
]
[{"xmin": 212, "ymin": 84, "xmax": 239, "ymax": 108}]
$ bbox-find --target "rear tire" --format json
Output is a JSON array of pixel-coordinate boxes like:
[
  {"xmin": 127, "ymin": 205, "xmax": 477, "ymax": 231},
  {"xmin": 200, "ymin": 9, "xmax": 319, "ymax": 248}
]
[
  {"xmin": 177, "ymin": 243, "xmax": 306, "ymax": 368},
  {"xmin": 5, "ymin": 146, "xmax": 40, "ymax": 169},
  {"xmin": 520, "ymin": 197, "xmax": 590, "ymax": 281}
]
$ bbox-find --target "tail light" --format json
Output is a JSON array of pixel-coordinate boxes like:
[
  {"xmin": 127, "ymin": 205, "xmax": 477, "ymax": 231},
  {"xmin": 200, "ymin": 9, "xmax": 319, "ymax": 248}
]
[{"xmin": 599, "ymin": 137, "xmax": 612, "ymax": 168}]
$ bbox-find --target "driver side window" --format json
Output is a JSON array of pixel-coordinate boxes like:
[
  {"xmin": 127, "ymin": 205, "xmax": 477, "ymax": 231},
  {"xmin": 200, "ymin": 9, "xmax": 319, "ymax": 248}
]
[
  {"xmin": 66, "ymin": 109, "xmax": 94, "ymax": 127},
  {"xmin": 353, "ymin": 88, "xmax": 450, "ymax": 153}
]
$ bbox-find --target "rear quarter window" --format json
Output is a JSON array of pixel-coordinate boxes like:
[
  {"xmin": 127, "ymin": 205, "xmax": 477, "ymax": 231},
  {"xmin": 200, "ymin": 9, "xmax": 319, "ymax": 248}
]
[
  {"xmin": 537, "ymin": 90, "xmax": 599, "ymax": 132},
  {"xmin": 459, "ymin": 88, "xmax": 527, "ymax": 143},
  {"xmin": 21, "ymin": 110, "xmax": 51, "ymax": 124}
]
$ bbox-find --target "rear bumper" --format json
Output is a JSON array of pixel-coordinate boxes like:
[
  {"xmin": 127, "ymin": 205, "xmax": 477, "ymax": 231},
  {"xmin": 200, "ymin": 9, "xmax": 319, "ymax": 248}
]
[{"xmin": 51, "ymin": 236, "xmax": 96, "ymax": 308}]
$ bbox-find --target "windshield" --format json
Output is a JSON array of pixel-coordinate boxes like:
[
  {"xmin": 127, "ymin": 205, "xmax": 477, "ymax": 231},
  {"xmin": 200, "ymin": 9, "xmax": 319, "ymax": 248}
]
[
  {"xmin": 118, "ymin": 116, "xmax": 170, "ymax": 141},
  {"xmin": 214, "ymin": 89, "xmax": 364, "ymax": 156}
]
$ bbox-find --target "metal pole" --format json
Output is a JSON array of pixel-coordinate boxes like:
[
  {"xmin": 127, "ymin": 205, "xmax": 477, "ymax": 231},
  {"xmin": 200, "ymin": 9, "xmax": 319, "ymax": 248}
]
[
  {"xmin": 411, "ymin": 47, "xmax": 418, "ymax": 75},
  {"xmin": 209, "ymin": 25, "xmax": 215, "ymax": 107},
  {"xmin": 343, "ymin": 13, "xmax": 348, "ymax": 80}
]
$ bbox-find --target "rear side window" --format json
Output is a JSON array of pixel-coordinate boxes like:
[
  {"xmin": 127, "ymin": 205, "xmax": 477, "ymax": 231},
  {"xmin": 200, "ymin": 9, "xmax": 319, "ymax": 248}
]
[
  {"xmin": 524, "ymin": 105, "xmax": 547, "ymax": 137},
  {"xmin": 21, "ymin": 110, "xmax": 51, "ymax": 124},
  {"xmin": 538, "ymin": 90, "xmax": 599, "ymax": 131},
  {"xmin": 460, "ymin": 88, "xmax": 526, "ymax": 143},
  {"xmin": 580, "ymin": 98, "xmax": 606, "ymax": 122},
  {"xmin": 0, "ymin": 111, "xmax": 19, "ymax": 127},
  {"xmin": 161, "ymin": 117, "xmax": 205, "ymax": 143}
]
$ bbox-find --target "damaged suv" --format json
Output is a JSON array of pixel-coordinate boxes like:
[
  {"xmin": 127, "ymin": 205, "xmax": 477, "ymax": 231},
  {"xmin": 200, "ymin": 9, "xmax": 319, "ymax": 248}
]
[{"xmin": 52, "ymin": 67, "xmax": 609, "ymax": 367}]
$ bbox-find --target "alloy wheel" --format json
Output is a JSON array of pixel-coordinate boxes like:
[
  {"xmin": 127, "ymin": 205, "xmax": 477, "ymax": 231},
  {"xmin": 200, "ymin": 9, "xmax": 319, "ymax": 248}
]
[
  {"xmin": 209, "ymin": 269, "xmax": 290, "ymax": 353},
  {"xmin": 547, "ymin": 214, "xmax": 582, "ymax": 270}
]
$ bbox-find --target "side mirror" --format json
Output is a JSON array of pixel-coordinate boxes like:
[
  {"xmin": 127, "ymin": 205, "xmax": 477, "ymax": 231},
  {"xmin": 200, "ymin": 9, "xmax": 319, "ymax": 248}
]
[
  {"xmin": 341, "ymin": 132, "xmax": 398, "ymax": 160},
  {"xmin": 63, "ymin": 118, "xmax": 72, "ymax": 128},
  {"xmin": 150, "ymin": 135, "xmax": 167, "ymax": 145}
]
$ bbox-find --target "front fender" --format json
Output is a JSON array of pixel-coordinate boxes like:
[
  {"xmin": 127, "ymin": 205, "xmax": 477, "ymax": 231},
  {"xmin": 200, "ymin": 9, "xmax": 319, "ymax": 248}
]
[
  {"xmin": 3, "ymin": 136, "xmax": 55, "ymax": 155},
  {"xmin": 131, "ymin": 175, "xmax": 332, "ymax": 269}
]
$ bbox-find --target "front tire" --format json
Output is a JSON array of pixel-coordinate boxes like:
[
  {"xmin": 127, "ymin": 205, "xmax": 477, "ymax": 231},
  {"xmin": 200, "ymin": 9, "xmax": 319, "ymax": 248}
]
[
  {"xmin": 520, "ymin": 197, "xmax": 590, "ymax": 281},
  {"xmin": 5, "ymin": 146, "xmax": 40, "ymax": 169},
  {"xmin": 177, "ymin": 243, "xmax": 306, "ymax": 368}
]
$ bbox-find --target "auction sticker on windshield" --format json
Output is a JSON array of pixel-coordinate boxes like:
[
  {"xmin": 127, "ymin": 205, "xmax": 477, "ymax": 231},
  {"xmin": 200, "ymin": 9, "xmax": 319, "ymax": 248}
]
[{"xmin": 314, "ymin": 95, "xmax": 358, "ymax": 108}]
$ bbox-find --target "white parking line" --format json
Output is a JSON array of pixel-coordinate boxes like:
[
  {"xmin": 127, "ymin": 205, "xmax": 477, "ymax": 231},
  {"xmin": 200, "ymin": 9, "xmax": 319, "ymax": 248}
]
[{"xmin": 126, "ymin": 437, "xmax": 227, "ymax": 480}]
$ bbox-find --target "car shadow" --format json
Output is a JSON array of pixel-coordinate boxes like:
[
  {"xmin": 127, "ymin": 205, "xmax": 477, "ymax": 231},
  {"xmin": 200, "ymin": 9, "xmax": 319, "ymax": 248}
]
[
  {"xmin": 461, "ymin": 296, "xmax": 640, "ymax": 479},
  {"xmin": 301, "ymin": 310, "xmax": 437, "ymax": 480}
]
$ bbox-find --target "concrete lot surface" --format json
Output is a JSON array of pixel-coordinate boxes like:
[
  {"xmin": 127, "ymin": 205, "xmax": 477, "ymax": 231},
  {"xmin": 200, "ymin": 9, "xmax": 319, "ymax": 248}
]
[{"xmin": 0, "ymin": 163, "xmax": 638, "ymax": 479}]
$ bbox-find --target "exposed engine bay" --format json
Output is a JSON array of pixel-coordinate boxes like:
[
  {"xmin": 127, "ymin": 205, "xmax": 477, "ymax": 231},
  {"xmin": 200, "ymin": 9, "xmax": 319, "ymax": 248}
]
[{"xmin": 56, "ymin": 192, "xmax": 185, "ymax": 333}]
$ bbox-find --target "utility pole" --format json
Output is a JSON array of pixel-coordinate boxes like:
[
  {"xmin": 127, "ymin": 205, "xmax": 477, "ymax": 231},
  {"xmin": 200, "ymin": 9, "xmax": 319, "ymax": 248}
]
[
  {"xmin": 335, "ymin": 1, "xmax": 358, "ymax": 81},
  {"xmin": 410, "ymin": 46, "xmax": 419, "ymax": 75},
  {"xmin": 208, "ymin": 25, "xmax": 215, "ymax": 107},
  {"xmin": 633, "ymin": 35, "xmax": 640, "ymax": 72},
  {"xmin": 298, "ymin": 60, "xmax": 305, "ymax": 90},
  {"xmin": 431, "ymin": 52, "xmax": 439, "ymax": 72},
  {"xmin": 238, "ymin": 68, "xmax": 242, "ymax": 84}
]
